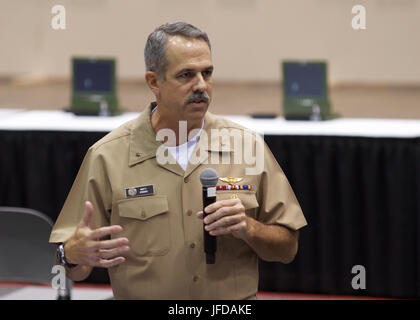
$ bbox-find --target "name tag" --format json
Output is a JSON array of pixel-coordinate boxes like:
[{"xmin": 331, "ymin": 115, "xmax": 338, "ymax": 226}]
[{"xmin": 125, "ymin": 185, "xmax": 155, "ymax": 198}]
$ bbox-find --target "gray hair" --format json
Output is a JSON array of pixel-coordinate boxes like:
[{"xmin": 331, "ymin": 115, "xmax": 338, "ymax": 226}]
[{"xmin": 144, "ymin": 22, "xmax": 211, "ymax": 80}]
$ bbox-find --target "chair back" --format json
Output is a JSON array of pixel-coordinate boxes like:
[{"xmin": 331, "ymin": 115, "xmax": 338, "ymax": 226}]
[{"xmin": 0, "ymin": 207, "xmax": 56, "ymax": 284}]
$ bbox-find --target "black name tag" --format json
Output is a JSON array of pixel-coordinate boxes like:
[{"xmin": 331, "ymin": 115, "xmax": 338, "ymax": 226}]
[{"xmin": 125, "ymin": 185, "xmax": 155, "ymax": 198}]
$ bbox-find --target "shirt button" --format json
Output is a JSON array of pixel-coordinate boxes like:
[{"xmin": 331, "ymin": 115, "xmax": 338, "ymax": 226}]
[
  {"xmin": 193, "ymin": 275, "xmax": 199, "ymax": 282},
  {"xmin": 184, "ymin": 176, "xmax": 189, "ymax": 183},
  {"xmin": 186, "ymin": 210, "xmax": 192, "ymax": 216},
  {"xmin": 141, "ymin": 210, "xmax": 146, "ymax": 218},
  {"xmin": 190, "ymin": 243, "xmax": 195, "ymax": 249}
]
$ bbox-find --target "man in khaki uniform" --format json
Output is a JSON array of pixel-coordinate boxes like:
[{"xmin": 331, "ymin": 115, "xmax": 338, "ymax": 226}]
[{"xmin": 49, "ymin": 22, "xmax": 307, "ymax": 300}]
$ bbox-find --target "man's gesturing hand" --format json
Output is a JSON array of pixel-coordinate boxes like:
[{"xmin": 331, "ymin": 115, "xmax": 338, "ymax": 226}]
[
  {"xmin": 64, "ymin": 201, "xmax": 130, "ymax": 268},
  {"xmin": 196, "ymin": 198, "xmax": 250, "ymax": 240}
]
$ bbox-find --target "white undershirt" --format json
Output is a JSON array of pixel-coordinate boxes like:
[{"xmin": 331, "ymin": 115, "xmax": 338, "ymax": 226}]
[{"xmin": 152, "ymin": 106, "xmax": 204, "ymax": 171}]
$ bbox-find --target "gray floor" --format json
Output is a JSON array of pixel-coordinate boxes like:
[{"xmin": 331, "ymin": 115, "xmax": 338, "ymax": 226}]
[
  {"xmin": 0, "ymin": 283, "xmax": 394, "ymax": 300},
  {"xmin": 0, "ymin": 283, "xmax": 113, "ymax": 300}
]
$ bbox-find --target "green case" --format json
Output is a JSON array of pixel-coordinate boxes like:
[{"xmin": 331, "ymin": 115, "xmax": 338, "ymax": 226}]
[
  {"xmin": 70, "ymin": 57, "xmax": 121, "ymax": 116},
  {"xmin": 282, "ymin": 61, "xmax": 338, "ymax": 121}
]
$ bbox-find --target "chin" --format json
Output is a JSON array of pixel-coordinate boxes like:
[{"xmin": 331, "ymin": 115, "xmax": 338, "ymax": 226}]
[{"xmin": 186, "ymin": 102, "xmax": 209, "ymax": 117}]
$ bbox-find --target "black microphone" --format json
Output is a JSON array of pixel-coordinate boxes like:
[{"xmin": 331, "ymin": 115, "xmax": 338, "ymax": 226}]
[{"xmin": 200, "ymin": 168, "xmax": 219, "ymax": 264}]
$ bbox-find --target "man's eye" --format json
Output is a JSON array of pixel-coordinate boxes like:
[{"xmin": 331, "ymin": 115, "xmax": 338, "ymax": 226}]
[
  {"xmin": 179, "ymin": 72, "xmax": 192, "ymax": 78},
  {"xmin": 202, "ymin": 70, "xmax": 212, "ymax": 78}
]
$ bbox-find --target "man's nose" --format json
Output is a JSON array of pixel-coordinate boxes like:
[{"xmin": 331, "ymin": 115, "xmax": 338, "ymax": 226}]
[{"xmin": 192, "ymin": 73, "xmax": 207, "ymax": 92}]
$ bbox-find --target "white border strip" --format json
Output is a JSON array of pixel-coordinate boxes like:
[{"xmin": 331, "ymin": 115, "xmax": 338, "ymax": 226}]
[{"xmin": 0, "ymin": 110, "xmax": 419, "ymax": 138}]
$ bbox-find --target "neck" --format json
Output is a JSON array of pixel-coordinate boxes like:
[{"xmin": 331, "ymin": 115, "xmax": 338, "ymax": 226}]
[{"xmin": 151, "ymin": 107, "xmax": 204, "ymax": 146}]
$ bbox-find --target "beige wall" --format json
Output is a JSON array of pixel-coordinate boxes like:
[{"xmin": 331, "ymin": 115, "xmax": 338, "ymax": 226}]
[{"xmin": 1, "ymin": 0, "xmax": 419, "ymax": 84}]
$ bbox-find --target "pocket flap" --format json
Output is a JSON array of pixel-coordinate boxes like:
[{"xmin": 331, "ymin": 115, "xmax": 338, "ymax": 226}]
[
  {"xmin": 117, "ymin": 195, "xmax": 169, "ymax": 220},
  {"xmin": 216, "ymin": 191, "xmax": 259, "ymax": 210}
]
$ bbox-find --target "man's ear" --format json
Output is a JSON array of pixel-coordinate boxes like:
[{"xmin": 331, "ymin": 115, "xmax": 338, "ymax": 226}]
[{"xmin": 145, "ymin": 71, "xmax": 161, "ymax": 98}]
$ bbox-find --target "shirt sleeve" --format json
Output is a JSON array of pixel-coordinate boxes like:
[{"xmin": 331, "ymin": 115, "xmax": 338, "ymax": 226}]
[
  {"xmin": 49, "ymin": 146, "xmax": 112, "ymax": 243},
  {"xmin": 256, "ymin": 138, "xmax": 308, "ymax": 231}
]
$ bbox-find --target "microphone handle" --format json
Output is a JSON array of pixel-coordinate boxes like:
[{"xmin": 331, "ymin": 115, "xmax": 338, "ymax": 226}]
[{"xmin": 203, "ymin": 186, "xmax": 217, "ymax": 264}]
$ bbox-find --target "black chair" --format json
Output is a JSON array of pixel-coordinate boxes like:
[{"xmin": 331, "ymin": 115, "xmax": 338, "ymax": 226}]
[{"xmin": 0, "ymin": 207, "xmax": 72, "ymax": 299}]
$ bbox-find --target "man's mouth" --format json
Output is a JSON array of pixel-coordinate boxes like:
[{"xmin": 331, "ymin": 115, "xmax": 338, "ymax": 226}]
[{"xmin": 189, "ymin": 98, "xmax": 207, "ymax": 104}]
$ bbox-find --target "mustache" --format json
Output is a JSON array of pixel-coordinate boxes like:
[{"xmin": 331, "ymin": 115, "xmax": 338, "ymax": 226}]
[{"xmin": 185, "ymin": 91, "xmax": 210, "ymax": 105}]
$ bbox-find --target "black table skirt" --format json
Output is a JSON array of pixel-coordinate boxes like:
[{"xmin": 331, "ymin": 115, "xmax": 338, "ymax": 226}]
[{"xmin": 1, "ymin": 130, "xmax": 419, "ymax": 298}]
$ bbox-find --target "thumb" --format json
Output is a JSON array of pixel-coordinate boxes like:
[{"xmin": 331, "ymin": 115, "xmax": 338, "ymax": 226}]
[{"xmin": 79, "ymin": 201, "xmax": 94, "ymax": 228}]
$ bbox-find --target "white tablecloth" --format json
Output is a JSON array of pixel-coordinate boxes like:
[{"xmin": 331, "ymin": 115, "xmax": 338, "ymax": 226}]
[
  {"xmin": 0, "ymin": 109, "xmax": 419, "ymax": 138},
  {"xmin": 0, "ymin": 108, "xmax": 26, "ymax": 119}
]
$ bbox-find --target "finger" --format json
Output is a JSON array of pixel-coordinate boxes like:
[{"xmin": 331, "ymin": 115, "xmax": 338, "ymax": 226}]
[
  {"xmin": 98, "ymin": 246, "xmax": 130, "ymax": 259},
  {"xmin": 196, "ymin": 211, "xmax": 204, "ymax": 219},
  {"xmin": 96, "ymin": 237, "xmax": 130, "ymax": 250},
  {"xmin": 205, "ymin": 214, "xmax": 243, "ymax": 231},
  {"xmin": 89, "ymin": 225, "xmax": 123, "ymax": 240},
  {"xmin": 204, "ymin": 198, "xmax": 240, "ymax": 214},
  {"xmin": 209, "ymin": 221, "xmax": 247, "ymax": 236},
  {"xmin": 204, "ymin": 205, "xmax": 242, "ymax": 225},
  {"xmin": 96, "ymin": 256, "xmax": 126, "ymax": 268},
  {"xmin": 209, "ymin": 227, "xmax": 231, "ymax": 236},
  {"xmin": 79, "ymin": 201, "xmax": 94, "ymax": 228}
]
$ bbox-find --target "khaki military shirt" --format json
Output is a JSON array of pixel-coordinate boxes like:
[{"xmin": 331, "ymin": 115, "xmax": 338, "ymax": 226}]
[{"xmin": 50, "ymin": 102, "xmax": 307, "ymax": 299}]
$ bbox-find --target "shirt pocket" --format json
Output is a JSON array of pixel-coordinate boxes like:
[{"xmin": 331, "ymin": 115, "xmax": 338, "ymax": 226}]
[
  {"xmin": 117, "ymin": 195, "xmax": 170, "ymax": 256},
  {"xmin": 216, "ymin": 190, "xmax": 259, "ymax": 217}
]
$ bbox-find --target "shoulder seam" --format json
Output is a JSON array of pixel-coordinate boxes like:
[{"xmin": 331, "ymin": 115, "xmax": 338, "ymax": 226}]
[
  {"xmin": 211, "ymin": 115, "xmax": 256, "ymax": 133},
  {"xmin": 91, "ymin": 131, "xmax": 131, "ymax": 152}
]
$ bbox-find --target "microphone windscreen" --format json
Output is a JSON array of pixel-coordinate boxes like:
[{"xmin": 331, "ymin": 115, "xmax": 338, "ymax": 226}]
[{"xmin": 200, "ymin": 168, "xmax": 219, "ymax": 187}]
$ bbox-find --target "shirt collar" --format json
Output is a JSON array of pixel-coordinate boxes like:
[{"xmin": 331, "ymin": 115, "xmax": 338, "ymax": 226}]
[
  {"xmin": 151, "ymin": 104, "xmax": 204, "ymax": 144},
  {"xmin": 128, "ymin": 102, "xmax": 233, "ymax": 167}
]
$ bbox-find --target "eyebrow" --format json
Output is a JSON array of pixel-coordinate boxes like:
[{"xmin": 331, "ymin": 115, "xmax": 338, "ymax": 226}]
[{"xmin": 175, "ymin": 66, "xmax": 214, "ymax": 77}]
